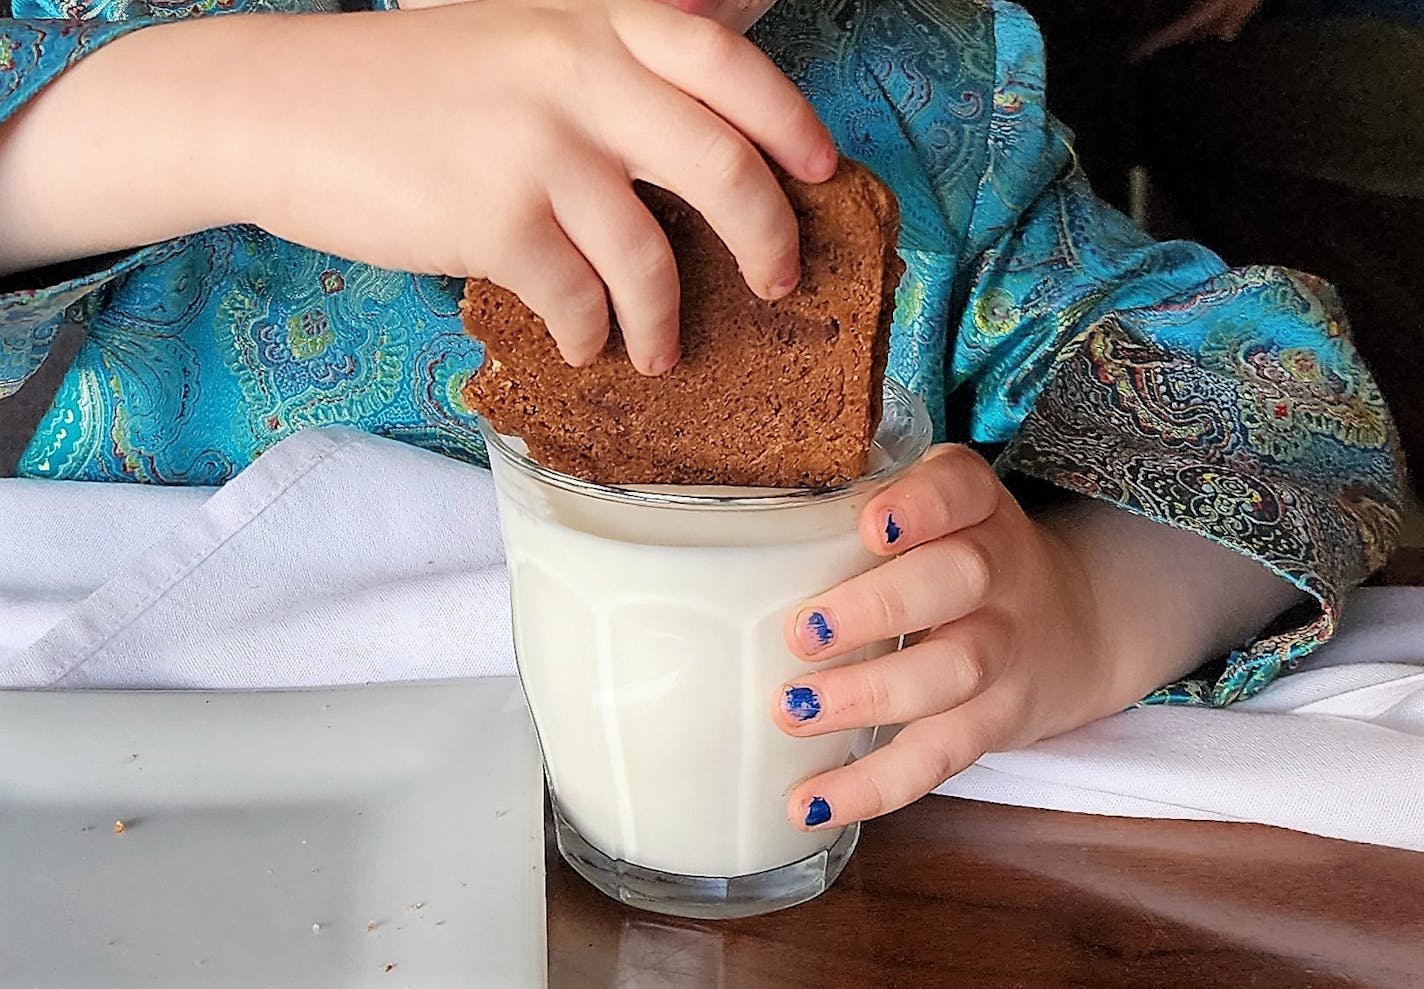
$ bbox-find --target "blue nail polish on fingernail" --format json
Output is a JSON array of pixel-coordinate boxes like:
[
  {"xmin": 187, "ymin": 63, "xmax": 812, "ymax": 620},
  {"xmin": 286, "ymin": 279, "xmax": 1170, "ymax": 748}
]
[
  {"xmin": 805, "ymin": 611, "xmax": 834, "ymax": 647},
  {"xmin": 784, "ymin": 685, "xmax": 821, "ymax": 722},
  {"xmin": 885, "ymin": 512, "xmax": 903, "ymax": 545},
  {"xmin": 805, "ymin": 796, "xmax": 832, "ymax": 827}
]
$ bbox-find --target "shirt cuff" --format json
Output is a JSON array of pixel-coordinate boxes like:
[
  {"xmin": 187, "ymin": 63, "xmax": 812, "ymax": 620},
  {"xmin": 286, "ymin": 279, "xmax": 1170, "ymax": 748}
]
[{"xmin": 996, "ymin": 271, "xmax": 1405, "ymax": 705}]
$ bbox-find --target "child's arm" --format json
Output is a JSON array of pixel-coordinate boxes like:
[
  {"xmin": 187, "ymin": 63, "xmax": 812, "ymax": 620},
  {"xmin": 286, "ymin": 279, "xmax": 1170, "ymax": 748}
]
[
  {"xmin": 752, "ymin": 0, "xmax": 1403, "ymax": 829},
  {"xmin": 0, "ymin": 0, "xmax": 833, "ymax": 386},
  {"xmin": 0, "ymin": 17, "xmax": 245, "ymax": 277}
]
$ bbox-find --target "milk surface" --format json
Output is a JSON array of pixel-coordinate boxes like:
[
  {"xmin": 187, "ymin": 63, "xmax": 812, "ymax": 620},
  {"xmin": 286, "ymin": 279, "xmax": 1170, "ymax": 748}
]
[{"xmin": 497, "ymin": 479, "xmax": 890, "ymax": 878}]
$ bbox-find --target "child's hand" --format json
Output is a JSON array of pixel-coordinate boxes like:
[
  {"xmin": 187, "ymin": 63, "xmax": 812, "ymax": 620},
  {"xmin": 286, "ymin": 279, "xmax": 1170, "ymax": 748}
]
[
  {"xmin": 238, "ymin": 0, "xmax": 834, "ymax": 375},
  {"xmin": 773, "ymin": 443, "xmax": 1300, "ymax": 830},
  {"xmin": 1130, "ymin": 0, "xmax": 1265, "ymax": 62},
  {"xmin": 0, "ymin": 0, "xmax": 825, "ymax": 353}
]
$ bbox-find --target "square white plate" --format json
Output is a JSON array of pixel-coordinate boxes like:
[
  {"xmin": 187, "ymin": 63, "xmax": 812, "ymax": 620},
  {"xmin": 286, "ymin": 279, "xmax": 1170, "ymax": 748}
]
[{"xmin": 0, "ymin": 679, "xmax": 545, "ymax": 988}]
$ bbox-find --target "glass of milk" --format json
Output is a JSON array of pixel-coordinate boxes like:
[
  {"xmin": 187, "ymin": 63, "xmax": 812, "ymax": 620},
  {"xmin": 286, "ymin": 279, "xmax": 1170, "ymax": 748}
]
[{"xmin": 480, "ymin": 380, "xmax": 931, "ymax": 919}]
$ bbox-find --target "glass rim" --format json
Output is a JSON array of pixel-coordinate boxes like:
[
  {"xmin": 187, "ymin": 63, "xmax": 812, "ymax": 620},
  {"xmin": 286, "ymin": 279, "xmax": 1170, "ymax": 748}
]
[{"xmin": 477, "ymin": 378, "xmax": 932, "ymax": 511}]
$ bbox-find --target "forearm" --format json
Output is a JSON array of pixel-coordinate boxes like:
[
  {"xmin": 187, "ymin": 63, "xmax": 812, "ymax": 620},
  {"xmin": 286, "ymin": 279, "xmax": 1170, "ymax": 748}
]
[
  {"xmin": 1040, "ymin": 497, "xmax": 1305, "ymax": 703},
  {"xmin": 0, "ymin": 16, "xmax": 268, "ymax": 276}
]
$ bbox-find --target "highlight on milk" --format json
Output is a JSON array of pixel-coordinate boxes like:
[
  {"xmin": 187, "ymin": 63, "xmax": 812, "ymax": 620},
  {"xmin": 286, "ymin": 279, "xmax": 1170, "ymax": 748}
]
[{"xmin": 480, "ymin": 381, "xmax": 931, "ymax": 919}]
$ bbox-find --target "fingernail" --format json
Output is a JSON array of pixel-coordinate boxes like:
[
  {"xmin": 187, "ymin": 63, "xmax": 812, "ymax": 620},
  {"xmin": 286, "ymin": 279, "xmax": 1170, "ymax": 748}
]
[
  {"xmin": 783, "ymin": 684, "xmax": 821, "ymax": 722},
  {"xmin": 804, "ymin": 796, "xmax": 832, "ymax": 827},
  {"xmin": 812, "ymin": 142, "xmax": 838, "ymax": 180},
  {"xmin": 770, "ymin": 269, "xmax": 800, "ymax": 299},
  {"xmin": 647, "ymin": 352, "xmax": 678, "ymax": 376},
  {"xmin": 884, "ymin": 511, "xmax": 903, "ymax": 545},
  {"xmin": 794, "ymin": 609, "xmax": 835, "ymax": 654}
]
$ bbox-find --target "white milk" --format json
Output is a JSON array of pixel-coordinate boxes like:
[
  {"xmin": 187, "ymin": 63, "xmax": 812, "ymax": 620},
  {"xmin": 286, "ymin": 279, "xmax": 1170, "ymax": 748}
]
[
  {"xmin": 496, "ymin": 480, "xmax": 890, "ymax": 878},
  {"xmin": 483, "ymin": 380, "xmax": 931, "ymax": 883}
]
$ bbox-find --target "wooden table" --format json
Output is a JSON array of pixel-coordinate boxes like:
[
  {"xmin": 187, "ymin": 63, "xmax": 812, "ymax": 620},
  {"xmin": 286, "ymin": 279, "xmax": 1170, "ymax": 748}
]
[{"xmin": 547, "ymin": 798, "xmax": 1424, "ymax": 988}]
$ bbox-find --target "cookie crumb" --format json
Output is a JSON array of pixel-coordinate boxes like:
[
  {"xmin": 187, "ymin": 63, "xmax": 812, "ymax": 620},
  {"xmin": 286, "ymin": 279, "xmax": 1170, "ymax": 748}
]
[
  {"xmin": 311, "ymin": 924, "xmax": 321, "ymax": 935},
  {"xmin": 406, "ymin": 902, "xmax": 424, "ymax": 912},
  {"xmin": 367, "ymin": 921, "xmax": 378, "ymax": 933},
  {"xmin": 113, "ymin": 820, "xmax": 127, "ymax": 834}
]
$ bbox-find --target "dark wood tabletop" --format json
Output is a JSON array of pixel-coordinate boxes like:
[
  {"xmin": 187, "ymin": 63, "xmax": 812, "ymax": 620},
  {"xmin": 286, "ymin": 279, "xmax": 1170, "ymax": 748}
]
[{"xmin": 547, "ymin": 797, "xmax": 1424, "ymax": 988}]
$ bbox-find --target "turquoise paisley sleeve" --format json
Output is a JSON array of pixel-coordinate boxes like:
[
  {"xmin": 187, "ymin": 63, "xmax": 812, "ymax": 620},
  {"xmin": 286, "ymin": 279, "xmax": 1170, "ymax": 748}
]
[
  {"xmin": 0, "ymin": 13, "xmax": 166, "ymax": 399},
  {"xmin": 755, "ymin": 0, "xmax": 1404, "ymax": 706},
  {"xmin": 961, "ymin": 1, "xmax": 1405, "ymax": 705}
]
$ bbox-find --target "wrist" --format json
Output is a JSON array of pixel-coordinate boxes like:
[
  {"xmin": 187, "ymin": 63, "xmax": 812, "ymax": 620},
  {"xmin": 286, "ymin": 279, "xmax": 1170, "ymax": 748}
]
[
  {"xmin": 204, "ymin": 10, "xmax": 385, "ymax": 237},
  {"xmin": 1032, "ymin": 502, "xmax": 1184, "ymax": 708},
  {"xmin": 121, "ymin": 15, "xmax": 282, "ymax": 233}
]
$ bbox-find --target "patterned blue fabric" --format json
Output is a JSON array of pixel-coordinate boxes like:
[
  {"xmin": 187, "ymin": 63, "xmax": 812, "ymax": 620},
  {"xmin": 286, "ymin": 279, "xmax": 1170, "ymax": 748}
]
[{"xmin": 0, "ymin": 0, "xmax": 1404, "ymax": 703}]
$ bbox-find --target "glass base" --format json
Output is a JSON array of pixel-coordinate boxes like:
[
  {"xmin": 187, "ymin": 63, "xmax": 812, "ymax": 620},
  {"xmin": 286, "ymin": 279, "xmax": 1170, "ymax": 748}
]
[{"xmin": 551, "ymin": 802, "xmax": 859, "ymax": 920}]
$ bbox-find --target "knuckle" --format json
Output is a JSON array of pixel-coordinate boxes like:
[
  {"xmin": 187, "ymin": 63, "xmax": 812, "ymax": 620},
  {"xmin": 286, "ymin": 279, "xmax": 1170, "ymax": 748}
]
[
  {"xmin": 947, "ymin": 445, "xmax": 999, "ymax": 499},
  {"xmin": 683, "ymin": 16, "xmax": 741, "ymax": 70},
  {"xmin": 908, "ymin": 731, "xmax": 963, "ymax": 786},
  {"xmin": 942, "ymin": 442, "xmax": 990, "ymax": 478},
  {"xmin": 973, "ymin": 468, "xmax": 1005, "ymax": 516},
  {"xmin": 527, "ymin": 15, "xmax": 584, "ymax": 67},
  {"xmin": 913, "ymin": 741, "xmax": 957, "ymax": 787},
  {"xmin": 622, "ymin": 233, "xmax": 677, "ymax": 289},
  {"xmin": 867, "ymin": 579, "xmax": 908, "ymax": 632},
  {"xmin": 997, "ymin": 689, "xmax": 1035, "ymax": 739},
  {"xmin": 954, "ymin": 635, "xmax": 993, "ymax": 696},
  {"xmin": 856, "ymin": 666, "xmax": 896, "ymax": 724},
  {"xmin": 699, "ymin": 131, "xmax": 761, "ymax": 191},
  {"xmin": 859, "ymin": 767, "xmax": 890, "ymax": 819},
  {"xmin": 952, "ymin": 537, "xmax": 995, "ymax": 603},
  {"xmin": 501, "ymin": 110, "xmax": 567, "ymax": 166}
]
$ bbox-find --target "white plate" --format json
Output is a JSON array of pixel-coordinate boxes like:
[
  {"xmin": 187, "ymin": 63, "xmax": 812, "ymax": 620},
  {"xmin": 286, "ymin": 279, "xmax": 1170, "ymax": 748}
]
[{"xmin": 0, "ymin": 679, "xmax": 546, "ymax": 988}]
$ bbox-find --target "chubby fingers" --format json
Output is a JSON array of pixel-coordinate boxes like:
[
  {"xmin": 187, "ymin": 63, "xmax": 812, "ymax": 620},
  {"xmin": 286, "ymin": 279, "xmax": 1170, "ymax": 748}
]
[
  {"xmin": 615, "ymin": 2, "xmax": 835, "ymax": 186},
  {"xmin": 858, "ymin": 444, "xmax": 1003, "ymax": 557},
  {"xmin": 550, "ymin": 163, "xmax": 681, "ymax": 374},
  {"xmin": 784, "ymin": 451, "xmax": 1008, "ymax": 662},
  {"xmin": 775, "ymin": 613, "xmax": 1011, "ymax": 736},
  {"xmin": 484, "ymin": 208, "xmax": 612, "ymax": 369},
  {"xmin": 611, "ymin": 5, "xmax": 834, "ymax": 301},
  {"xmin": 786, "ymin": 692, "xmax": 1011, "ymax": 829},
  {"xmin": 785, "ymin": 530, "xmax": 1002, "ymax": 660}
]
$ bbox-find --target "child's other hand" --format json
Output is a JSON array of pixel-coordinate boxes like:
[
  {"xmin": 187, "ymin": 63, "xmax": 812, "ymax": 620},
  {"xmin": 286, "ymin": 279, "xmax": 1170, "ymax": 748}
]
[
  {"xmin": 773, "ymin": 445, "xmax": 1109, "ymax": 830},
  {"xmin": 1130, "ymin": 0, "xmax": 1266, "ymax": 62},
  {"xmin": 244, "ymin": 0, "xmax": 834, "ymax": 375},
  {"xmin": 771, "ymin": 442, "xmax": 1299, "ymax": 831}
]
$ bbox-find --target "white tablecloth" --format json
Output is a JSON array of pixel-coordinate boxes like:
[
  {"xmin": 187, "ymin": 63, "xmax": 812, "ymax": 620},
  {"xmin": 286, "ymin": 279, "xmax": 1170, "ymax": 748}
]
[{"xmin": 4, "ymin": 427, "xmax": 1421, "ymax": 851}]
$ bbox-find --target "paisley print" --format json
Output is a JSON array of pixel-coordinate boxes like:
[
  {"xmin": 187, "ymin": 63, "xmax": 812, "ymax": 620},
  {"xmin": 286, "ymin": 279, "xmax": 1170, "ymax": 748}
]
[
  {"xmin": 1000, "ymin": 312, "xmax": 1401, "ymax": 704},
  {"xmin": 218, "ymin": 235, "xmax": 408, "ymax": 436},
  {"xmin": 0, "ymin": 0, "xmax": 1405, "ymax": 704}
]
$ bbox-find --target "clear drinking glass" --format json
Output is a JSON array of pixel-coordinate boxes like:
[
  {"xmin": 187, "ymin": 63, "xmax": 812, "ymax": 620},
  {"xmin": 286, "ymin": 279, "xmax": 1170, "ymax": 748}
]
[{"xmin": 480, "ymin": 380, "xmax": 932, "ymax": 919}]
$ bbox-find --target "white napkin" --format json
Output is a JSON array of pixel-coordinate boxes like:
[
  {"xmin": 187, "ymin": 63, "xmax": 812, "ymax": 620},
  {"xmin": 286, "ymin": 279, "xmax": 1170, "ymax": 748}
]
[
  {"xmin": 0, "ymin": 427, "xmax": 514, "ymax": 687},
  {"xmin": 932, "ymin": 589, "xmax": 1424, "ymax": 850},
  {"xmin": 934, "ymin": 604, "xmax": 1424, "ymax": 851},
  {"xmin": 2, "ymin": 427, "xmax": 1421, "ymax": 851}
]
